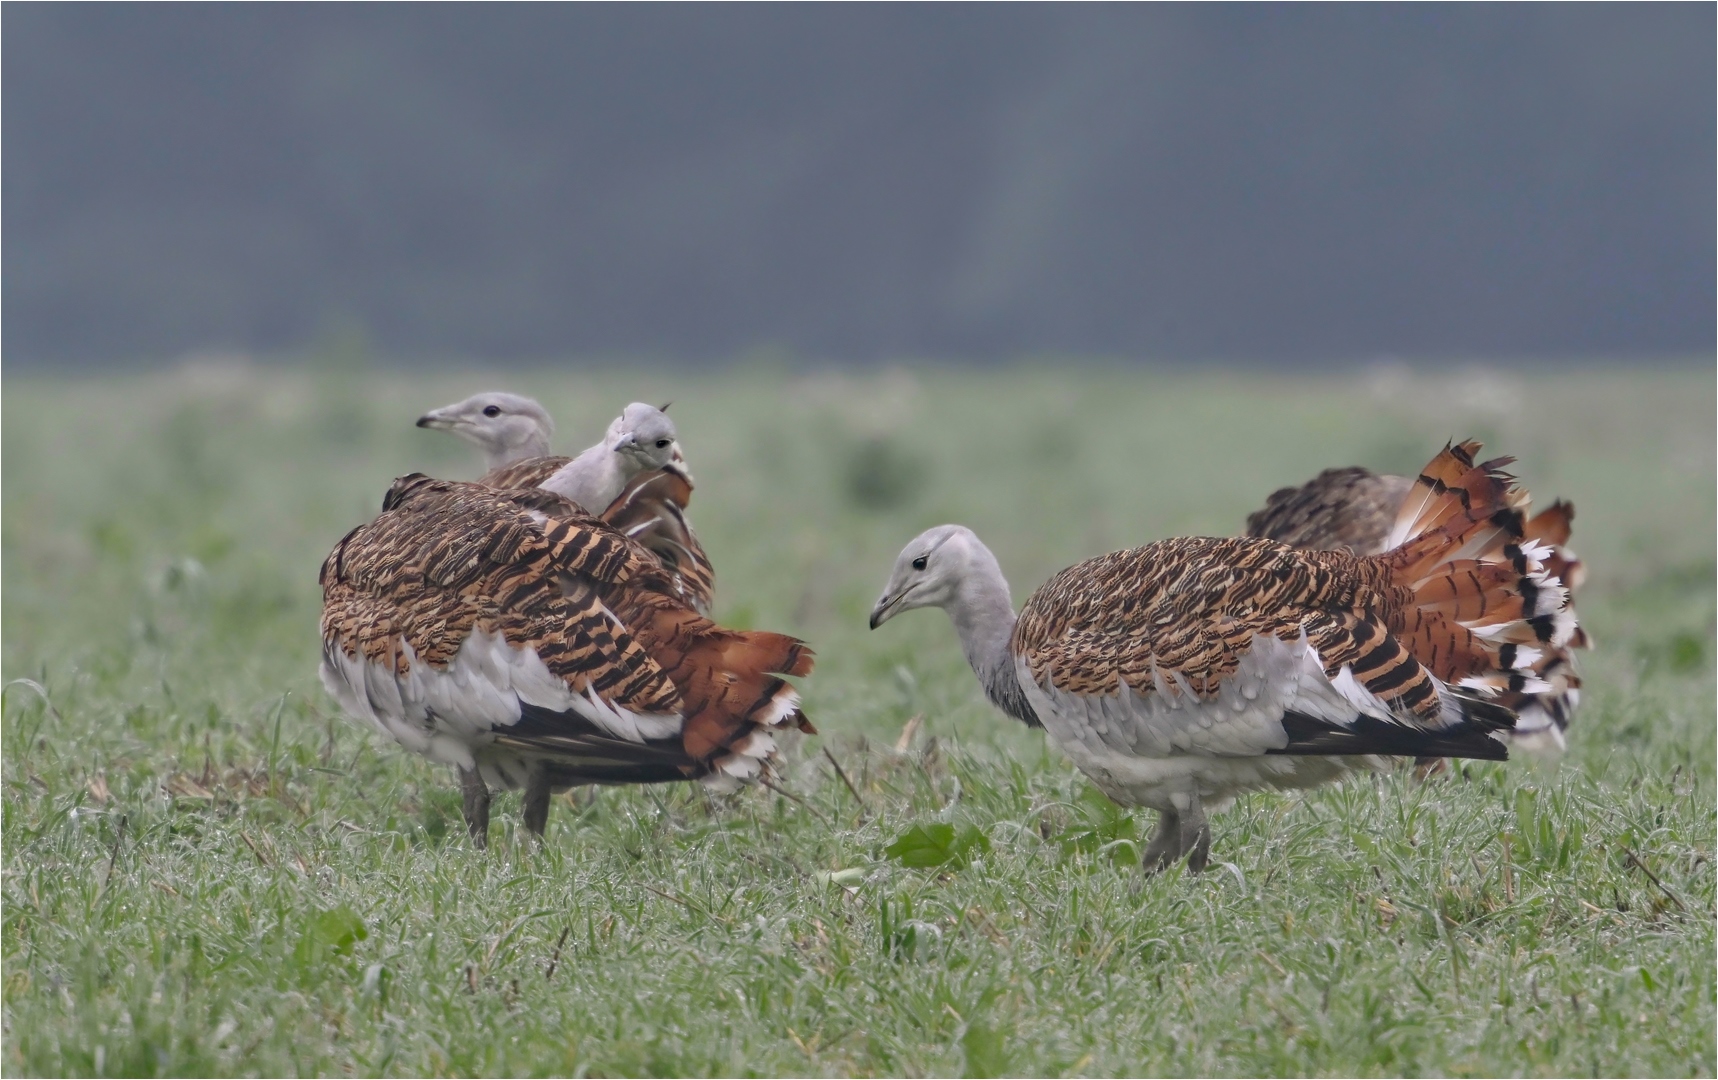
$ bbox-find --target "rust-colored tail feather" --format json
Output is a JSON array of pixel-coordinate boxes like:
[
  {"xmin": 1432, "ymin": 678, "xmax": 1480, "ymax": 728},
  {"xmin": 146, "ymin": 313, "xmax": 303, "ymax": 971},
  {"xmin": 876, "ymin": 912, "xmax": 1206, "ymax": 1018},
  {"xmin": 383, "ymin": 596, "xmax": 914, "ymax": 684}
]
[
  {"xmin": 605, "ymin": 591, "xmax": 815, "ymax": 763},
  {"xmin": 1374, "ymin": 442, "xmax": 1581, "ymax": 704},
  {"xmin": 1522, "ymin": 501, "xmax": 1586, "ymax": 589}
]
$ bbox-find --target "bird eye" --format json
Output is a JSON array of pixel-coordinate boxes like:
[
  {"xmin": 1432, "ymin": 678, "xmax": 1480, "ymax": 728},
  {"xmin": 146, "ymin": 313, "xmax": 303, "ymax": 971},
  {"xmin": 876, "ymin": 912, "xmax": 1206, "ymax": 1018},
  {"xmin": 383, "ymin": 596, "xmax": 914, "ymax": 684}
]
[
  {"xmin": 482, "ymin": 405, "xmax": 501, "ymax": 417},
  {"xmin": 655, "ymin": 439, "xmax": 671, "ymax": 449},
  {"xmin": 911, "ymin": 556, "xmax": 928, "ymax": 571}
]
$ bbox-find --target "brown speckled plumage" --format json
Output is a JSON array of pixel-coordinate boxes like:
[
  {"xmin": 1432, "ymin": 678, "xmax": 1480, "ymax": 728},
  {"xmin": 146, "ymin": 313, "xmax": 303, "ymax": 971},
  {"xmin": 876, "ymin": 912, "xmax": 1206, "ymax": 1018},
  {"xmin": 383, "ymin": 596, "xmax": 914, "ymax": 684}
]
[
  {"xmin": 1246, "ymin": 468, "xmax": 1414, "ymax": 554},
  {"xmin": 479, "ymin": 455, "xmax": 572, "ymax": 489},
  {"xmin": 319, "ymin": 475, "xmax": 810, "ymax": 790},
  {"xmin": 480, "ymin": 457, "xmax": 715, "ymax": 615},
  {"xmin": 1020, "ymin": 538, "xmax": 1435, "ymax": 725},
  {"xmin": 321, "ymin": 476, "xmax": 674, "ymax": 709},
  {"xmin": 1019, "ymin": 539, "xmax": 1357, "ymax": 692},
  {"xmin": 598, "ymin": 466, "xmax": 716, "ymax": 615},
  {"xmin": 1018, "ymin": 443, "xmax": 1571, "ymax": 733}
]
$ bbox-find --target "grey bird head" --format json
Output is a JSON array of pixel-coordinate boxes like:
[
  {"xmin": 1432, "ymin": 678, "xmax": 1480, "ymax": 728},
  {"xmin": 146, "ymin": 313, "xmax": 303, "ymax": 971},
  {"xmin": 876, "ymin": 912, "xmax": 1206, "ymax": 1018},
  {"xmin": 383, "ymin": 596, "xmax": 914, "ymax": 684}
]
[
  {"xmin": 416, "ymin": 392, "xmax": 554, "ymax": 464},
  {"xmin": 606, "ymin": 402, "xmax": 684, "ymax": 475},
  {"xmin": 870, "ymin": 525, "xmax": 986, "ymax": 629}
]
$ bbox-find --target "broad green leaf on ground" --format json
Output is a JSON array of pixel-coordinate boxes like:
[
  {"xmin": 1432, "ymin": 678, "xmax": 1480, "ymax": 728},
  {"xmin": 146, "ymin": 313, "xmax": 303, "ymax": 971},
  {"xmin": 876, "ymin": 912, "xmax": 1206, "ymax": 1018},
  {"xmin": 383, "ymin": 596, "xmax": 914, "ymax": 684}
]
[{"xmin": 884, "ymin": 822, "xmax": 990, "ymax": 868}]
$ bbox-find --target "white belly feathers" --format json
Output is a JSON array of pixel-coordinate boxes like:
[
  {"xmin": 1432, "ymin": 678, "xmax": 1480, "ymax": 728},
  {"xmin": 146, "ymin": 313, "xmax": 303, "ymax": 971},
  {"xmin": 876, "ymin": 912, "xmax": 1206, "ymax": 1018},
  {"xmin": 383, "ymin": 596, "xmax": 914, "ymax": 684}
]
[
  {"xmin": 319, "ymin": 627, "xmax": 683, "ymax": 774},
  {"xmin": 1015, "ymin": 632, "xmax": 1388, "ymax": 811}
]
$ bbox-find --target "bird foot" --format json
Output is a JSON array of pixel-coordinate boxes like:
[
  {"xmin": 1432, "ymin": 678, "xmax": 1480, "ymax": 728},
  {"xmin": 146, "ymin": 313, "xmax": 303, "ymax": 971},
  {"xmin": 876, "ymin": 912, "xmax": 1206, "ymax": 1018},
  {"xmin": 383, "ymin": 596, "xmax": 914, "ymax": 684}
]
[{"xmin": 459, "ymin": 766, "xmax": 491, "ymax": 849}]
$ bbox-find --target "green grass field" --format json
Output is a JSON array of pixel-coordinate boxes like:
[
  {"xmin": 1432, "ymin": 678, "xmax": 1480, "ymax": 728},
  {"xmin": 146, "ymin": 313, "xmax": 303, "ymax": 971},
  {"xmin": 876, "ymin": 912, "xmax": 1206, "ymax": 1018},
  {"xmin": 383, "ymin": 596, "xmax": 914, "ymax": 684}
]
[{"xmin": 4, "ymin": 364, "xmax": 1713, "ymax": 1077}]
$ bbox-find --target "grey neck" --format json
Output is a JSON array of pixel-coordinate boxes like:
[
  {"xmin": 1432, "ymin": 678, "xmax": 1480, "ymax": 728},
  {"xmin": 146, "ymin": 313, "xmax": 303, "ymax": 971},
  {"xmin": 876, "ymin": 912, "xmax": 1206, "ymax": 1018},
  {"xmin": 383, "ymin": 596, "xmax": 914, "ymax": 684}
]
[
  {"xmin": 489, "ymin": 432, "xmax": 553, "ymax": 471},
  {"xmin": 539, "ymin": 443, "xmax": 627, "ymax": 512},
  {"xmin": 945, "ymin": 548, "xmax": 1041, "ymax": 728}
]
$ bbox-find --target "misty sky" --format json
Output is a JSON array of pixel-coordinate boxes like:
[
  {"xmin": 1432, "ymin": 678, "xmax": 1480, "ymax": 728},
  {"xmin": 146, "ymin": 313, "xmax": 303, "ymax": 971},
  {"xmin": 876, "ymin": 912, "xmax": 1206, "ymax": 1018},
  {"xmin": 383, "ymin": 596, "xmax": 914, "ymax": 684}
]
[{"xmin": 4, "ymin": 4, "xmax": 1713, "ymax": 367}]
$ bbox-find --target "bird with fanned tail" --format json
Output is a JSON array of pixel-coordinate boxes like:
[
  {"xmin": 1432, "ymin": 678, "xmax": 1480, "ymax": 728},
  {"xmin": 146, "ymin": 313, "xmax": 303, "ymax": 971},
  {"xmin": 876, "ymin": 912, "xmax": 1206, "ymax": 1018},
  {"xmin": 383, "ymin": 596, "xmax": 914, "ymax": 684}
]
[
  {"xmin": 872, "ymin": 442, "xmax": 1580, "ymax": 873},
  {"xmin": 417, "ymin": 393, "xmax": 714, "ymax": 615},
  {"xmin": 1245, "ymin": 462, "xmax": 1588, "ymax": 750},
  {"xmin": 319, "ymin": 474, "xmax": 812, "ymax": 846}
]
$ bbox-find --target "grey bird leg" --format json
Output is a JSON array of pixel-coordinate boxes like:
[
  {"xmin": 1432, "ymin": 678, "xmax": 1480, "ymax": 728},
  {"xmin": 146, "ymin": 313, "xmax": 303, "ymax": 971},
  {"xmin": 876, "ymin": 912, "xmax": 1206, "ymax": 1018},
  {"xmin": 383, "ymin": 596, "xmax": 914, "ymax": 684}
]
[
  {"xmin": 1141, "ymin": 809, "xmax": 1183, "ymax": 872},
  {"xmin": 459, "ymin": 766, "xmax": 491, "ymax": 848},
  {"xmin": 521, "ymin": 767, "xmax": 552, "ymax": 838},
  {"xmin": 1179, "ymin": 793, "xmax": 1211, "ymax": 874}
]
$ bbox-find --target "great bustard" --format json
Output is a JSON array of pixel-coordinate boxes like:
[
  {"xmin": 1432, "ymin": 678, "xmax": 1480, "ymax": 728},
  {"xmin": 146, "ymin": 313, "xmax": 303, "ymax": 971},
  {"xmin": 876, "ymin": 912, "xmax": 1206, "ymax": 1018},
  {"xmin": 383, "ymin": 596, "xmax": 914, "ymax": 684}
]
[
  {"xmin": 320, "ymin": 475, "xmax": 811, "ymax": 846},
  {"xmin": 872, "ymin": 442, "xmax": 1580, "ymax": 872}
]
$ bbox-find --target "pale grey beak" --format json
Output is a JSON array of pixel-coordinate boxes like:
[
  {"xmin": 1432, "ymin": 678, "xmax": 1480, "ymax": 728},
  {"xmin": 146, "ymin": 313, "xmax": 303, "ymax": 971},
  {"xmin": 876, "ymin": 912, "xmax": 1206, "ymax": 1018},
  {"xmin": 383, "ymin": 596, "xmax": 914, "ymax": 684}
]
[
  {"xmin": 612, "ymin": 432, "xmax": 638, "ymax": 452},
  {"xmin": 416, "ymin": 411, "xmax": 457, "ymax": 430},
  {"xmin": 869, "ymin": 591, "xmax": 903, "ymax": 630}
]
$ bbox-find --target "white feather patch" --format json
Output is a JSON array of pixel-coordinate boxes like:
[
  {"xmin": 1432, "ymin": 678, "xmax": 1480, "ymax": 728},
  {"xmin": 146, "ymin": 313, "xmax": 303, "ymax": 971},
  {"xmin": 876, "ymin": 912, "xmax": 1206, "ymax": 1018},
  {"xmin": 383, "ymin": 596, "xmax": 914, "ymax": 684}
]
[
  {"xmin": 573, "ymin": 684, "xmax": 682, "ymax": 743},
  {"xmin": 1015, "ymin": 643, "xmax": 1373, "ymax": 814},
  {"xmin": 700, "ymin": 771, "xmax": 743, "ymax": 794},
  {"xmin": 728, "ymin": 731, "xmax": 778, "ymax": 759},
  {"xmin": 1505, "ymin": 701, "xmax": 1568, "ymax": 752},
  {"xmin": 753, "ymin": 687, "xmax": 801, "ymax": 729},
  {"xmin": 319, "ymin": 627, "xmax": 682, "ymax": 766},
  {"xmin": 714, "ymin": 752, "xmax": 762, "ymax": 781},
  {"xmin": 1020, "ymin": 631, "xmax": 1372, "ymax": 764},
  {"xmin": 1517, "ymin": 539, "xmax": 1555, "ymax": 563},
  {"xmin": 1329, "ymin": 665, "xmax": 1398, "ymax": 722}
]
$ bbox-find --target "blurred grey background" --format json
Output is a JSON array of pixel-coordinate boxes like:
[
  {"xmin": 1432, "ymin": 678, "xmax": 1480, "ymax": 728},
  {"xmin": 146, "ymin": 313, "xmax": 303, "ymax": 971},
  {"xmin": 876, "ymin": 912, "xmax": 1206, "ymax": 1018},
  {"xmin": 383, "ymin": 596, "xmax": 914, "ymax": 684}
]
[{"xmin": 4, "ymin": 3, "xmax": 1713, "ymax": 368}]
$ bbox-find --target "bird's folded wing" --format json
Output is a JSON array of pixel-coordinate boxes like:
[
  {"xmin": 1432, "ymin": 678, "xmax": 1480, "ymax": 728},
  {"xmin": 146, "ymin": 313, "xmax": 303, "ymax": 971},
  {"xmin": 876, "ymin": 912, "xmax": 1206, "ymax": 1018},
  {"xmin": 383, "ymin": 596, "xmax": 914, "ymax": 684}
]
[
  {"xmin": 488, "ymin": 702, "xmax": 699, "ymax": 784},
  {"xmin": 320, "ymin": 476, "xmax": 684, "ymax": 731},
  {"xmin": 1011, "ymin": 536, "xmax": 1513, "ymax": 759}
]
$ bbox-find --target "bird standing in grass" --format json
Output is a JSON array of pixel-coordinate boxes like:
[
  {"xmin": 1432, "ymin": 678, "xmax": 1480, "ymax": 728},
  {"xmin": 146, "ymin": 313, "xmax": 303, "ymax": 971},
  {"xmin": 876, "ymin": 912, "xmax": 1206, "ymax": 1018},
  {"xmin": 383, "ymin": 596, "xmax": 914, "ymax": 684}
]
[
  {"xmin": 319, "ymin": 474, "xmax": 812, "ymax": 846},
  {"xmin": 418, "ymin": 393, "xmax": 714, "ymax": 614},
  {"xmin": 871, "ymin": 442, "xmax": 1580, "ymax": 872},
  {"xmin": 1246, "ymin": 464, "xmax": 1588, "ymax": 750}
]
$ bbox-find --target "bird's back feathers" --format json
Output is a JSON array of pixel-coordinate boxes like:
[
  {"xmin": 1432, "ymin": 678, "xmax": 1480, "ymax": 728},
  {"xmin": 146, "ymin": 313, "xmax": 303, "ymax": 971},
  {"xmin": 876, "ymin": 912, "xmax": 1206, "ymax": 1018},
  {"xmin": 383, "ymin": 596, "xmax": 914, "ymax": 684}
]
[
  {"xmin": 1014, "ymin": 442, "xmax": 1580, "ymax": 762},
  {"xmin": 479, "ymin": 457, "xmax": 715, "ymax": 615},
  {"xmin": 1245, "ymin": 467, "xmax": 1413, "ymax": 553},
  {"xmin": 479, "ymin": 455, "xmax": 573, "ymax": 490},
  {"xmin": 320, "ymin": 476, "xmax": 809, "ymax": 788}
]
